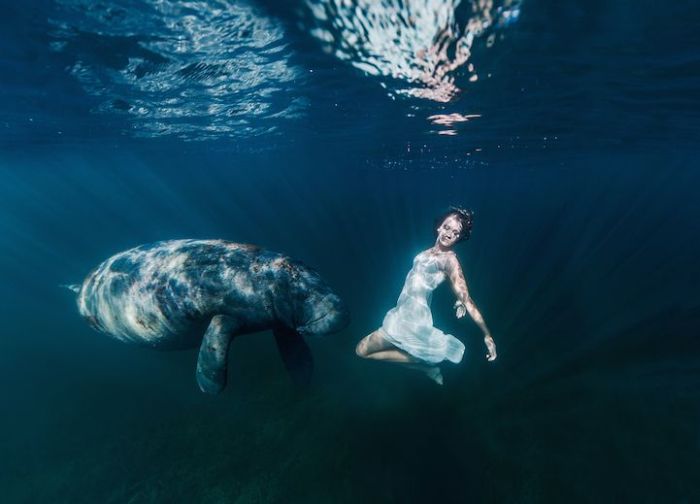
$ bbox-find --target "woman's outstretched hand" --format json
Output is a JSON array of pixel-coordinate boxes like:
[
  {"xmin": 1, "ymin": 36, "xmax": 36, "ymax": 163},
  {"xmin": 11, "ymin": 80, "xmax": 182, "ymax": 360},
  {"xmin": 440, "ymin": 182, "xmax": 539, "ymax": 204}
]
[
  {"xmin": 484, "ymin": 335, "xmax": 497, "ymax": 361},
  {"xmin": 454, "ymin": 300, "xmax": 496, "ymax": 360}
]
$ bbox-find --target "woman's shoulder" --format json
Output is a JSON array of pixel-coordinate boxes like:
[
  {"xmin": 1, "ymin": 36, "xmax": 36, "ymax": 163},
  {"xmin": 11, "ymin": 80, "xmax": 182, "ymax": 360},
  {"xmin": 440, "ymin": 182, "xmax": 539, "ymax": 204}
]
[{"xmin": 440, "ymin": 250, "xmax": 460, "ymax": 269}]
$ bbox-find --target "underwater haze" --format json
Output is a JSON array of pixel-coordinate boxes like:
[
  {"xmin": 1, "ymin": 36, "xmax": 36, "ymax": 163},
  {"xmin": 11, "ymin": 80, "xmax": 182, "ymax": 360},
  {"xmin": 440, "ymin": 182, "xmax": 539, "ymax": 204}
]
[{"xmin": 1, "ymin": 0, "xmax": 699, "ymax": 502}]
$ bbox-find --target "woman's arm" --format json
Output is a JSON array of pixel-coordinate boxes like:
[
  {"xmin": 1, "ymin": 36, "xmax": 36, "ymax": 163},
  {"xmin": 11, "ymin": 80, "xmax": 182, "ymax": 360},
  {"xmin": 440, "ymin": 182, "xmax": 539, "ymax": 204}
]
[{"xmin": 445, "ymin": 254, "xmax": 497, "ymax": 361}]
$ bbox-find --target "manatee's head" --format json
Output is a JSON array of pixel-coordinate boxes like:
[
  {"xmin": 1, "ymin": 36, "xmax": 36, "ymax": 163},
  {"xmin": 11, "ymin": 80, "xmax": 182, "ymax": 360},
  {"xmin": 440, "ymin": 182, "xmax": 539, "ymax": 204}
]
[{"xmin": 288, "ymin": 264, "xmax": 350, "ymax": 337}]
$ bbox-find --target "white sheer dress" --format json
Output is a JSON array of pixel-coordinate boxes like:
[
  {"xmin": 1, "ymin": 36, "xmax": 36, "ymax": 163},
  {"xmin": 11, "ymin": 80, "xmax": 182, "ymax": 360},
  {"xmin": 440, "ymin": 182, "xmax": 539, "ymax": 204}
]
[{"xmin": 379, "ymin": 251, "xmax": 465, "ymax": 364}]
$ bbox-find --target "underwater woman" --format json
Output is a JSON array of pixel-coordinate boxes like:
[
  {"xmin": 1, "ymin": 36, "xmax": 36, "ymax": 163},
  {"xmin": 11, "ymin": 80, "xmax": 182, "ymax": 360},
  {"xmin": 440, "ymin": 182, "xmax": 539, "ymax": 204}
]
[{"xmin": 355, "ymin": 207, "xmax": 496, "ymax": 384}]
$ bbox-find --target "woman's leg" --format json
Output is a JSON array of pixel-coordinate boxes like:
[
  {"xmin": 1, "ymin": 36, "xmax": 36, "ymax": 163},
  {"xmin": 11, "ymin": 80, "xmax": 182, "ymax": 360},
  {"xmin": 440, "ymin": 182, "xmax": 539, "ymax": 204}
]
[
  {"xmin": 356, "ymin": 330, "xmax": 419, "ymax": 363},
  {"xmin": 356, "ymin": 331, "xmax": 443, "ymax": 384}
]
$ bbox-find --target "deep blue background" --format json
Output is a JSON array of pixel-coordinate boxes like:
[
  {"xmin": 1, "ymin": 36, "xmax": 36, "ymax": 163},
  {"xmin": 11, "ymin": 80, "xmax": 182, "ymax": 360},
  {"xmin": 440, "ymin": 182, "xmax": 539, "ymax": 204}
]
[{"xmin": 1, "ymin": 0, "xmax": 699, "ymax": 502}]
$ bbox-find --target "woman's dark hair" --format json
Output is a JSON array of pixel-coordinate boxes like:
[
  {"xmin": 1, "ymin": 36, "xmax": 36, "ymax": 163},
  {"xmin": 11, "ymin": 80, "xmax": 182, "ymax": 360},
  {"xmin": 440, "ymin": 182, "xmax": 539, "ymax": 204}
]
[{"xmin": 434, "ymin": 206, "xmax": 474, "ymax": 242}]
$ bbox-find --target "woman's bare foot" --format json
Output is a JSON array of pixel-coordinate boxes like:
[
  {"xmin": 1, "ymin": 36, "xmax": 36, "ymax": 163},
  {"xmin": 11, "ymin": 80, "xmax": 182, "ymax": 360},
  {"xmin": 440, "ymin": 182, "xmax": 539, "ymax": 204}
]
[
  {"xmin": 405, "ymin": 364, "xmax": 444, "ymax": 385},
  {"xmin": 424, "ymin": 366, "xmax": 444, "ymax": 385}
]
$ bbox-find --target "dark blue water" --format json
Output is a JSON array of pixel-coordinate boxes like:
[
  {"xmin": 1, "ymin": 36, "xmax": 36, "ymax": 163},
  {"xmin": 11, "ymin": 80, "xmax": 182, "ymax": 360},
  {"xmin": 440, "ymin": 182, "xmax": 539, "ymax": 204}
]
[{"xmin": 2, "ymin": 1, "xmax": 699, "ymax": 502}]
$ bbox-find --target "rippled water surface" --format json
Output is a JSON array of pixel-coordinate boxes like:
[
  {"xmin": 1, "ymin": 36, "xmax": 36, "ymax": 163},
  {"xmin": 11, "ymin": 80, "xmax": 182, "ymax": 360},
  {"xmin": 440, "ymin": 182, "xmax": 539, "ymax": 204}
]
[{"xmin": 1, "ymin": 0, "xmax": 699, "ymax": 502}]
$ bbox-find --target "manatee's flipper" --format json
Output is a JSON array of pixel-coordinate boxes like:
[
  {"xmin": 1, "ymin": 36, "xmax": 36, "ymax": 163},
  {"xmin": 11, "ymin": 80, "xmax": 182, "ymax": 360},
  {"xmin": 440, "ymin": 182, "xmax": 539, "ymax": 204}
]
[
  {"xmin": 273, "ymin": 326, "xmax": 314, "ymax": 387},
  {"xmin": 196, "ymin": 315, "xmax": 237, "ymax": 394}
]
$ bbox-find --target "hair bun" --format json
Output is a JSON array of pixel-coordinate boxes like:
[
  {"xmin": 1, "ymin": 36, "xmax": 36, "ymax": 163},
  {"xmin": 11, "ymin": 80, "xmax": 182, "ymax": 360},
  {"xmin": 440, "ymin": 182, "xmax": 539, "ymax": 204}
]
[{"xmin": 449, "ymin": 206, "xmax": 474, "ymax": 225}]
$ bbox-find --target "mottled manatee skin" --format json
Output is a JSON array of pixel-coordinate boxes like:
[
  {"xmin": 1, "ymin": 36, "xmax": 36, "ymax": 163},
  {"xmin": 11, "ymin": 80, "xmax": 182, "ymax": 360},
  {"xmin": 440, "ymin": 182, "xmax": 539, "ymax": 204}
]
[{"xmin": 76, "ymin": 240, "xmax": 348, "ymax": 348}]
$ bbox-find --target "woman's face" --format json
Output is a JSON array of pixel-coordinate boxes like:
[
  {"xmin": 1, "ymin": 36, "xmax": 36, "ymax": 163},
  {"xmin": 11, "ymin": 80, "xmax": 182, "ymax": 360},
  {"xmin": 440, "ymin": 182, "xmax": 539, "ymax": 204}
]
[{"xmin": 436, "ymin": 214, "xmax": 463, "ymax": 248}]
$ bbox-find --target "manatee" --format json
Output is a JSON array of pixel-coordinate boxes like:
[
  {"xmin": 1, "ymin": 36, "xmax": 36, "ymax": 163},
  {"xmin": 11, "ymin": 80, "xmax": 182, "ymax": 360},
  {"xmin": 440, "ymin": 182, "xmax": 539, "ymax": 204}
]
[{"xmin": 67, "ymin": 239, "xmax": 350, "ymax": 393}]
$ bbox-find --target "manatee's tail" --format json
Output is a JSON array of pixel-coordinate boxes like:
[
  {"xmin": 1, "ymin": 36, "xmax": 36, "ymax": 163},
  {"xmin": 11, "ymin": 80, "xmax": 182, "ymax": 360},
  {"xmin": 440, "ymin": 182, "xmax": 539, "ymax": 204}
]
[{"xmin": 60, "ymin": 283, "xmax": 81, "ymax": 294}]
